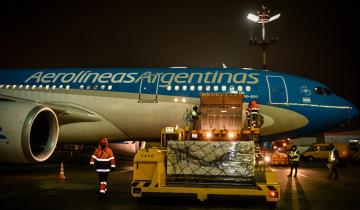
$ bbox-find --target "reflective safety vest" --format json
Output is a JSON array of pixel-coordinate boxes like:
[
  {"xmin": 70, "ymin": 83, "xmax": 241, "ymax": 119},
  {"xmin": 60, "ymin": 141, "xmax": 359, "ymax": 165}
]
[
  {"xmin": 192, "ymin": 110, "xmax": 197, "ymax": 116},
  {"xmin": 289, "ymin": 150, "xmax": 300, "ymax": 162},
  {"xmin": 90, "ymin": 143, "xmax": 115, "ymax": 172},
  {"xmin": 329, "ymin": 149, "xmax": 336, "ymax": 162}
]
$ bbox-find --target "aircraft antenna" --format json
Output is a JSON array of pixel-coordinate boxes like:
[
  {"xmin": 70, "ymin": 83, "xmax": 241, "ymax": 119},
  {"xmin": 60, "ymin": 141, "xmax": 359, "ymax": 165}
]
[{"xmin": 247, "ymin": 5, "xmax": 280, "ymax": 69}]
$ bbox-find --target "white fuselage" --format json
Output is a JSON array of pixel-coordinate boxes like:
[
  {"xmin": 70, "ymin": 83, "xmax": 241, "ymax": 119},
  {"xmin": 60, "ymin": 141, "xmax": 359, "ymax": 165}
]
[{"xmin": 0, "ymin": 88, "xmax": 308, "ymax": 143}]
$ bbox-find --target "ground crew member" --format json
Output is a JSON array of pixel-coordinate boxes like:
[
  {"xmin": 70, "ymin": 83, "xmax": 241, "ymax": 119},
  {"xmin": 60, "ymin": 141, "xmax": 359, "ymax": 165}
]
[
  {"xmin": 247, "ymin": 100, "xmax": 260, "ymax": 128},
  {"xmin": 191, "ymin": 106, "xmax": 200, "ymax": 130},
  {"xmin": 90, "ymin": 137, "xmax": 116, "ymax": 197},
  {"xmin": 288, "ymin": 145, "xmax": 300, "ymax": 177},
  {"xmin": 327, "ymin": 143, "xmax": 339, "ymax": 179}
]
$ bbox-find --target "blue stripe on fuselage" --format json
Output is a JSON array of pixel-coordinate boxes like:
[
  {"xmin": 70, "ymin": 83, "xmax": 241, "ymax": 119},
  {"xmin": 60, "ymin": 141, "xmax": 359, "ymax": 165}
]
[{"xmin": 0, "ymin": 68, "xmax": 266, "ymax": 102}]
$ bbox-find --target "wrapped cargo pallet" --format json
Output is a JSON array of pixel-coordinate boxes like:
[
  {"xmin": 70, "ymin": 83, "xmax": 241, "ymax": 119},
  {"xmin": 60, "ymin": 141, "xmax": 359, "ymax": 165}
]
[{"xmin": 167, "ymin": 140, "xmax": 255, "ymax": 183}]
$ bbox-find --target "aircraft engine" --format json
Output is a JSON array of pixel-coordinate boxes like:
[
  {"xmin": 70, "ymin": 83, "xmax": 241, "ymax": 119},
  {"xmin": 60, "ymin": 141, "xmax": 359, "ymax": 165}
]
[{"xmin": 0, "ymin": 101, "xmax": 59, "ymax": 163}]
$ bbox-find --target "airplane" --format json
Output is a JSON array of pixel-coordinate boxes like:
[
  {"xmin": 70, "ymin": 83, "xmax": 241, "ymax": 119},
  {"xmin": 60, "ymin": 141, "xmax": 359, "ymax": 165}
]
[{"xmin": 0, "ymin": 68, "xmax": 358, "ymax": 163}]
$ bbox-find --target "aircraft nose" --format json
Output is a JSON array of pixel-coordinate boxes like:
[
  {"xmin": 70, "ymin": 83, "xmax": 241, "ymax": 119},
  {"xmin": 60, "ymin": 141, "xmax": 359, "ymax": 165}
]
[
  {"xmin": 350, "ymin": 105, "xmax": 359, "ymax": 118},
  {"xmin": 349, "ymin": 103, "xmax": 359, "ymax": 119}
]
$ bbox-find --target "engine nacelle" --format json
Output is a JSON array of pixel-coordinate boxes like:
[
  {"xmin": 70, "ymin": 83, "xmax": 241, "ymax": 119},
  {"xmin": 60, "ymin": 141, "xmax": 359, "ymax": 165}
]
[{"xmin": 0, "ymin": 101, "xmax": 59, "ymax": 163}]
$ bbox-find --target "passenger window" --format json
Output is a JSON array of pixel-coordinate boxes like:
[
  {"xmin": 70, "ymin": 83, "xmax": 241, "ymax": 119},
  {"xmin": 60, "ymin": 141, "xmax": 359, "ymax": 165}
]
[
  {"xmin": 198, "ymin": 85, "xmax": 203, "ymax": 91},
  {"xmin": 66, "ymin": 85, "xmax": 70, "ymax": 90},
  {"xmin": 246, "ymin": 85, "xmax": 251, "ymax": 91},
  {"xmin": 237, "ymin": 85, "xmax": 243, "ymax": 92},
  {"xmin": 174, "ymin": 85, "xmax": 179, "ymax": 91},
  {"xmin": 59, "ymin": 85, "xmax": 64, "ymax": 89},
  {"xmin": 324, "ymin": 88, "xmax": 332, "ymax": 95},
  {"xmin": 108, "ymin": 85, "xmax": 113, "ymax": 91},
  {"xmin": 12, "ymin": 85, "xmax": 16, "ymax": 89},
  {"xmin": 190, "ymin": 85, "xmax": 195, "ymax": 91},
  {"xmin": 52, "ymin": 85, "xmax": 56, "ymax": 90},
  {"xmin": 221, "ymin": 86, "xmax": 227, "ymax": 91},
  {"xmin": 80, "ymin": 85, "xmax": 84, "ymax": 90},
  {"xmin": 25, "ymin": 85, "xmax": 30, "ymax": 89},
  {"xmin": 93, "ymin": 85, "xmax": 98, "ymax": 90},
  {"xmin": 205, "ymin": 85, "xmax": 210, "ymax": 91},
  {"xmin": 101, "ymin": 85, "xmax": 105, "ymax": 90},
  {"xmin": 0, "ymin": 84, "xmax": 3, "ymax": 88},
  {"xmin": 32, "ymin": 85, "xmax": 36, "ymax": 90},
  {"xmin": 19, "ymin": 85, "xmax": 23, "ymax": 89},
  {"xmin": 167, "ymin": 86, "xmax": 172, "ymax": 91},
  {"xmin": 5, "ymin": 85, "xmax": 10, "ymax": 89},
  {"xmin": 229, "ymin": 85, "xmax": 235, "ymax": 92},
  {"xmin": 315, "ymin": 87, "xmax": 324, "ymax": 95},
  {"xmin": 182, "ymin": 85, "xmax": 187, "ymax": 91},
  {"xmin": 214, "ymin": 85, "xmax": 219, "ymax": 91},
  {"xmin": 45, "ymin": 85, "xmax": 50, "ymax": 90}
]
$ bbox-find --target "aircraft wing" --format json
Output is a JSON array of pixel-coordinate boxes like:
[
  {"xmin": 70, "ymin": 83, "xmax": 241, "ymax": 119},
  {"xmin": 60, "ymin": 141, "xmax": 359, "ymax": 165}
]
[
  {"xmin": 0, "ymin": 94, "xmax": 126, "ymax": 163},
  {"xmin": 0, "ymin": 94, "xmax": 103, "ymax": 124}
]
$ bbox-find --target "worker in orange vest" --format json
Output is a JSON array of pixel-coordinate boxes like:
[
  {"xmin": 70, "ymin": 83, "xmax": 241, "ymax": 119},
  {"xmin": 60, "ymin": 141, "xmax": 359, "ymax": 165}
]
[
  {"xmin": 247, "ymin": 100, "xmax": 260, "ymax": 128},
  {"xmin": 90, "ymin": 138, "xmax": 116, "ymax": 198}
]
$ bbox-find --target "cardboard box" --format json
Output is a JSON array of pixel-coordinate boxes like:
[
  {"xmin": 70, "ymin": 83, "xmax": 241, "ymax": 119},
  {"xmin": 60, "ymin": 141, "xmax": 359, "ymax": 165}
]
[
  {"xmin": 199, "ymin": 106, "xmax": 242, "ymax": 130},
  {"xmin": 198, "ymin": 93, "xmax": 244, "ymax": 130}
]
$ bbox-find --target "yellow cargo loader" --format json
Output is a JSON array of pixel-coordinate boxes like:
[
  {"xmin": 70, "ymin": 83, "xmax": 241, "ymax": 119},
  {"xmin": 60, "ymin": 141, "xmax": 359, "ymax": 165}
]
[
  {"xmin": 132, "ymin": 147, "xmax": 280, "ymax": 203},
  {"xmin": 131, "ymin": 93, "xmax": 280, "ymax": 204}
]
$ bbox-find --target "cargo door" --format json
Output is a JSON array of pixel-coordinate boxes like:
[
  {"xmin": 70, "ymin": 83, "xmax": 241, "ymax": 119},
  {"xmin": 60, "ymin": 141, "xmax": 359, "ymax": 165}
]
[
  {"xmin": 266, "ymin": 75, "xmax": 288, "ymax": 104},
  {"xmin": 138, "ymin": 72, "xmax": 160, "ymax": 103}
]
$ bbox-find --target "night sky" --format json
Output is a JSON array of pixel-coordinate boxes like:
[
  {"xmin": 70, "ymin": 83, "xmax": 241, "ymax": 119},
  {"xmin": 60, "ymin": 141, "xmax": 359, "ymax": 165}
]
[{"xmin": 0, "ymin": 0, "xmax": 358, "ymax": 131}]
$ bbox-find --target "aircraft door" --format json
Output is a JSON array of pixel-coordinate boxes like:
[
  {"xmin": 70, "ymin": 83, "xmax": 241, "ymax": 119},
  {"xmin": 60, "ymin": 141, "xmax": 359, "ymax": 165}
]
[
  {"xmin": 266, "ymin": 75, "xmax": 288, "ymax": 104},
  {"xmin": 138, "ymin": 72, "xmax": 160, "ymax": 103}
]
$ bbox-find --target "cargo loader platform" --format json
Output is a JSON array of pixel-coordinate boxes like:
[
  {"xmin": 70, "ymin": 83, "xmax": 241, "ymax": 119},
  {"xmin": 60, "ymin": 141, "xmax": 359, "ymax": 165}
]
[{"xmin": 131, "ymin": 93, "xmax": 280, "ymax": 204}]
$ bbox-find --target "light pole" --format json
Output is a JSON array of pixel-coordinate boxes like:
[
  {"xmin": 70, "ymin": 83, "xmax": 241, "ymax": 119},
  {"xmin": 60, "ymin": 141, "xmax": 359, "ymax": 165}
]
[{"xmin": 247, "ymin": 6, "xmax": 280, "ymax": 69}]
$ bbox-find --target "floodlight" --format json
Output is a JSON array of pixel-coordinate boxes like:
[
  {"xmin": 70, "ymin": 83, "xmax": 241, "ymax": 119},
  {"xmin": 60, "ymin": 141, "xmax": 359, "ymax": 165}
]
[
  {"xmin": 264, "ymin": 155, "xmax": 271, "ymax": 163},
  {"xmin": 269, "ymin": 14, "xmax": 281, "ymax": 22},
  {"xmin": 247, "ymin": 13, "xmax": 259, "ymax": 22},
  {"xmin": 228, "ymin": 133, "xmax": 235, "ymax": 139}
]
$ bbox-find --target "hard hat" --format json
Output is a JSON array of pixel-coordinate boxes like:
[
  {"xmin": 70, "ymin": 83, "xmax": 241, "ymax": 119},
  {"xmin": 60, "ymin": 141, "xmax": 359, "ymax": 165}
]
[{"xmin": 99, "ymin": 138, "xmax": 107, "ymax": 145}]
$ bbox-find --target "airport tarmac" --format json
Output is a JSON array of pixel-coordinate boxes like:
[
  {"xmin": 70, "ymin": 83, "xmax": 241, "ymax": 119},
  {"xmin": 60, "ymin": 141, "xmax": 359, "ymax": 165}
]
[{"xmin": 1, "ymin": 152, "xmax": 360, "ymax": 210}]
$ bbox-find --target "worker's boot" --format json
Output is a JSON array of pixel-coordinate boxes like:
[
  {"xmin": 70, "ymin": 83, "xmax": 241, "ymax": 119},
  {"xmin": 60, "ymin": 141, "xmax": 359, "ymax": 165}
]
[{"xmin": 99, "ymin": 182, "xmax": 106, "ymax": 198}]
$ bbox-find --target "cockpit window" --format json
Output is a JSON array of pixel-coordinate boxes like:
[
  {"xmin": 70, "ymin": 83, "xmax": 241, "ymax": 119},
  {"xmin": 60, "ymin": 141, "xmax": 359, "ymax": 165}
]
[
  {"xmin": 315, "ymin": 87, "xmax": 332, "ymax": 95},
  {"xmin": 314, "ymin": 87, "xmax": 324, "ymax": 95},
  {"xmin": 324, "ymin": 88, "xmax": 332, "ymax": 95}
]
